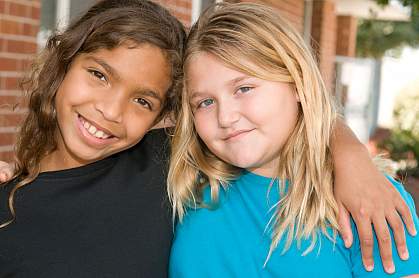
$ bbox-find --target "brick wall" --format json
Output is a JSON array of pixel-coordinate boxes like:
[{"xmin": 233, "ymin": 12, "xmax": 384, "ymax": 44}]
[
  {"xmin": 336, "ymin": 15, "xmax": 358, "ymax": 57},
  {"xmin": 0, "ymin": 0, "xmax": 40, "ymax": 162},
  {"xmin": 0, "ymin": 0, "xmax": 341, "ymax": 162},
  {"xmin": 311, "ymin": 0, "xmax": 337, "ymax": 93},
  {"xmin": 235, "ymin": 0, "xmax": 304, "ymax": 32},
  {"xmin": 155, "ymin": 0, "xmax": 192, "ymax": 26},
  {"xmin": 241, "ymin": 0, "xmax": 336, "ymax": 93}
]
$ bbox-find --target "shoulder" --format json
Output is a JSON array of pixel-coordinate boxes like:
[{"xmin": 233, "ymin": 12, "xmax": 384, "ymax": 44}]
[
  {"xmin": 142, "ymin": 128, "xmax": 170, "ymax": 149},
  {"xmin": 116, "ymin": 128, "xmax": 170, "ymax": 169},
  {"xmin": 0, "ymin": 179, "xmax": 19, "ymax": 222}
]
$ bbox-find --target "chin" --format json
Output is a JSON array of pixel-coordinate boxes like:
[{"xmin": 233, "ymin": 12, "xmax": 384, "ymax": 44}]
[{"xmin": 225, "ymin": 157, "xmax": 255, "ymax": 169}]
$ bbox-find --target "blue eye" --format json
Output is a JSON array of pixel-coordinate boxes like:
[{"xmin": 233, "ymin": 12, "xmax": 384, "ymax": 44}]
[
  {"xmin": 198, "ymin": 98, "xmax": 214, "ymax": 108},
  {"xmin": 237, "ymin": 86, "xmax": 253, "ymax": 94},
  {"xmin": 134, "ymin": 98, "xmax": 152, "ymax": 110}
]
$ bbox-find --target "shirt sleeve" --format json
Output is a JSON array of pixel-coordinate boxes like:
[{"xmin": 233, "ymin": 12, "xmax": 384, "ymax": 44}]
[{"xmin": 350, "ymin": 176, "xmax": 419, "ymax": 277}]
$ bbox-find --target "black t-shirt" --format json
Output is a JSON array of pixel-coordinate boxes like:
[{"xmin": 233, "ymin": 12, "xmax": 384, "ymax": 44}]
[{"xmin": 0, "ymin": 129, "xmax": 172, "ymax": 277}]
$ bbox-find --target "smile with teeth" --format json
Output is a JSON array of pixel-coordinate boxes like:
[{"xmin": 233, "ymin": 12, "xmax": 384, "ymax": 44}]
[{"xmin": 79, "ymin": 116, "xmax": 113, "ymax": 139}]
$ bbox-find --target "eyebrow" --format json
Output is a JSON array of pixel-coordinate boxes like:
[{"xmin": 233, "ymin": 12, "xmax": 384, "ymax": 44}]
[
  {"xmin": 85, "ymin": 56, "xmax": 122, "ymax": 81},
  {"xmin": 189, "ymin": 75, "xmax": 252, "ymax": 100},
  {"xmin": 227, "ymin": 75, "xmax": 252, "ymax": 86},
  {"xmin": 136, "ymin": 88, "xmax": 164, "ymax": 104},
  {"xmin": 85, "ymin": 55, "xmax": 164, "ymax": 104}
]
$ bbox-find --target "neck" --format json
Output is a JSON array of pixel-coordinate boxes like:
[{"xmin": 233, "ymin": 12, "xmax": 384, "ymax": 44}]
[
  {"xmin": 40, "ymin": 147, "xmax": 86, "ymax": 172},
  {"xmin": 246, "ymin": 158, "xmax": 279, "ymax": 178}
]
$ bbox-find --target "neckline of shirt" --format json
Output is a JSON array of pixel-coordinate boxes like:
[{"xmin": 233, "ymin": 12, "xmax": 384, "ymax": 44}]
[{"xmin": 37, "ymin": 153, "xmax": 119, "ymax": 180}]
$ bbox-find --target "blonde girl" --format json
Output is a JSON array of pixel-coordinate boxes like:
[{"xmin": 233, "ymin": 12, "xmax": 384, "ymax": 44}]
[{"xmin": 168, "ymin": 3, "xmax": 419, "ymax": 277}]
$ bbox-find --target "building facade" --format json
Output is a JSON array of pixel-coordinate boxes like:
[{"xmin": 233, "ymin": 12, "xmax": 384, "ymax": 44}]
[{"xmin": 0, "ymin": 0, "xmax": 359, "ymax": 161}]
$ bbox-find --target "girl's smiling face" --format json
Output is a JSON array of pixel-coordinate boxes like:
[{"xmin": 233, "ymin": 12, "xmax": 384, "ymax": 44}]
[
  {"xmin": 42, "ymin": 44, "xmax": 171, "ymax": 171},
  {"xmin": 187, "ymin": 52, "xmax": 299, "ymax": 177}
]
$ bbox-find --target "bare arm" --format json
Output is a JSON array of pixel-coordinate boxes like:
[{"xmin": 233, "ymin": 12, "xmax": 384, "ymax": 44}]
[{"xmin": 332, "ymin": 118, "xmax": 416, "ymax": 274}]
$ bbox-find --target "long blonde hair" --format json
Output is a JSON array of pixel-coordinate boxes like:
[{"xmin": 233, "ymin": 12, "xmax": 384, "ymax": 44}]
[{"xmin": 168, "ymin": 2, "xmax": 338, "ymax": 257}]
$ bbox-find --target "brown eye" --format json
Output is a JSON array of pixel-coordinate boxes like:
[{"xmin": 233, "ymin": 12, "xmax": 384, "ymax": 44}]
[
  {"xmin": 134, "ymin": 98, "xmax": 152, "ymax": 110},
  {"xmin": 88, "ymin": 69, "xmax": 107, "ymax": 82}
]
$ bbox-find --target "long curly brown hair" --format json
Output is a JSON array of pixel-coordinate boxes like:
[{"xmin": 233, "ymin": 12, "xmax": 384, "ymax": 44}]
[{"xmin": 1, "ymin": 0, "xmax": 186, "ymax": 228}]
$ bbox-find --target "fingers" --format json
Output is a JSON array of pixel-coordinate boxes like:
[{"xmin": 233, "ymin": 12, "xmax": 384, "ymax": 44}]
[
  {"xmin": 0, "ymin": 172, "xmax": 8, "ymax": 183},
  {"xmin": 386, "ymin": 210, "xmax": 409, "ymax": 261},
  {"xmin": 0, "ymin": 161, "xmax": 13, "ymax": 183},
  {"xmin": 337, "ymin": 202, "xmax": 353, "ymax": 248},
  {"xmin": 373, "ymin": 216, "xmax": 395, "ymax": 274},
  {"xmin": 396, "ymin": 196, "xmax": 417, "ymax": 237},
  {"xmin": 354, "ymin": 212, "xmax": 374, "ymax": 272}
]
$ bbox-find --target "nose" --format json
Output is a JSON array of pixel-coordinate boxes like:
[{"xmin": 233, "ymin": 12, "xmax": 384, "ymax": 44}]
[
  {"xmin": 217, "ymin": 99, "xmax": 240, "ymax": 128},
  {"xmin": 94, "ymin": 92, "xmax": 124, "ymax": 123}
]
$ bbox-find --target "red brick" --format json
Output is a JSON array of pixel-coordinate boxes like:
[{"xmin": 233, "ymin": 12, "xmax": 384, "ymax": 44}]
[
  {"xmin": 310, "ymin": 0, "xmax": 336, "ymax": 92},
  {"xmin": 6, "ymin": 39, "xmax": 37, "ymax": 54},
  {"xmin": 0, "ymin": 95, "xmax": 23, "ymax": 106},
  {"xmin": 0, "ymin": 132, "xmax": 17, "ymax": 146},
  {"xmin": 22, "ymin": 23, "xmax": 38, "ymax": 36},
  {"xmin": 0, "ymin": 1, "xmax": 5, "ymax": 13},
  {"xmin": 31, "ymin": 6, "xmax": 40, "ymax": 20},
  {"xmin": 174, "ymin": 12, "xmax": 190, "ymax": 23},
  {"xmin": 0, "ymin": 57, "xmax": 19, "ymax": 71},
  {"xmin": 0, "ymin": 114, "xmax": 24, "ymax": 126},
  {"xmin": 0, "ymin": 38, "xmax": 5, "ymax": 52},
  {"xmin": 336, "ymin": 15, "xmax": 357, "ymax": 57},
  {"xmin": 18, "ymin": 57, "xmax": 34, "ymax": 71},
  {"xmin": 175, "ymin": 0, "xmax": 191, "ymax": 9},
  {"xmin": 2, "ymin": 76, "xmax": 21, "ymax": 90},
  {"xmin": 8, "ymin": 2, "xmax": 30, "ymax": 18},
  {"xmin": 0, "ymin": 151, "xmax": 15, "ymax": 162},
  {"xmin": 0, "ymin": 19, "xmax": 22, "ymax": 35},
  {"xmin": 245, "ymin": 0, "xmax": 304, "ymax": 33}
]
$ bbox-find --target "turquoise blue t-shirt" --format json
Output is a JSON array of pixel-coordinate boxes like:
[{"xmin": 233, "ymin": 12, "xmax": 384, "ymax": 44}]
[{"xmin": 169, "ymin": 171, "xmax": 419, "ymax": 277}]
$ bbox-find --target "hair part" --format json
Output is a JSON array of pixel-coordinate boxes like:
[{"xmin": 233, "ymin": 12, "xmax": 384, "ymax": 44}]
[
  {"xmin": 168, "ymin": 2, "xmax": 339, "ymax": 259},
  {"xmin": 1, "ymin": 0, "xmax": 186, "ymax": 228}
]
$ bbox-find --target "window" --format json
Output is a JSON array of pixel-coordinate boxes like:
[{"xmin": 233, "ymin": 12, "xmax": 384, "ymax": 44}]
[
  {"xmin": 191, "ymin": 0, "xmax": 219, "ymax": 24},
  {"xmin": 38, "ymin": 0, "xmax": 96, "ymax": 47}
]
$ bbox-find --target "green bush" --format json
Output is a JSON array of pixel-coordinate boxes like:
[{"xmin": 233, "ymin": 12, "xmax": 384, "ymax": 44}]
[{"xmin": 380, "ymin": 84, "xmax": 419, "ymax": 177}]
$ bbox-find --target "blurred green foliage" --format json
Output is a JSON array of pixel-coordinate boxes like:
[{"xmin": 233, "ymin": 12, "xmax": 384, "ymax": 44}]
[
  {"xmin": 357, "ymin": 0, "xmax": 419, "ymax": 58},
  {"xmin": 380, "ymin": 86, "xmax": 419, "ymax": 177}
]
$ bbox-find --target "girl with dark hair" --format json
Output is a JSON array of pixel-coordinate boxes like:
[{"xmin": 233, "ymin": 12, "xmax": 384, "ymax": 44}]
[{"xmin": 0, "ymin": 0, "xmax": 185, "ymax": 276}]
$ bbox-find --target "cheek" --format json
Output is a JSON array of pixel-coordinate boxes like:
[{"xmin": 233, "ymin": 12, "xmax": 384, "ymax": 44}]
[
  {"xmin": 271, "ymin": 101, "xmax": 299, "ymax": 142},
  {"xmin": 56, "ymin": 78, "xmax": 93, "ymax": 109},
  {"xmin": 124, "ymin": 111, "xmax": 158, "ymax": 141},
  {"xmin": 193, "ymin": 112, "xmax": 215, "ymax": 142}
]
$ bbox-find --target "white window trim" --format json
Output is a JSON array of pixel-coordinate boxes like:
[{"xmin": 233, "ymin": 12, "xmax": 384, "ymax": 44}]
[
  {"xmin": 56, "ymin": 0, "xmax": 71, "ymax": 31},
  {"xmin": 191, "ymin": 0, "xmax": 223, "ymax": 24},
  {"xmin": 37, "ymin": 0, "xmax": 70, "ymax": 48}
]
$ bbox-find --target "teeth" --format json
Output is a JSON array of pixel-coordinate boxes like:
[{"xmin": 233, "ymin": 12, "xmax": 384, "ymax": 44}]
[
  {"xmin": 95, "ymin": 130, "xmax": 105, "ymax": 138},
  {"xmin": 88, "ymin": 125, "xmax": 97, "ymax": 134},
  {"xmin": 79, "ymin": 116, "xmax": 111, "ymax": 139}
]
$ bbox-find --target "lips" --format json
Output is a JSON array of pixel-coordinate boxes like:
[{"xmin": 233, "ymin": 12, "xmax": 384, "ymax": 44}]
[
  {"xmin": 76, "ymin": 114, "xmax": 118, "ymax": 147},
  {"xmin": 79, "ymin": 116, "xmax": 113, "ymax": 139},
  {"xmin": 223, "ymin": 128, "xmax": 255, "ymax": 141}
]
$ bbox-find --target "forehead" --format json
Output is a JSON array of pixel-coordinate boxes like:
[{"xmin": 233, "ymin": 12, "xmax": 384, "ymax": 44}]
[{"xmin": 186, "ymin": 52, "xmax": 252, "ymax": 89}]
